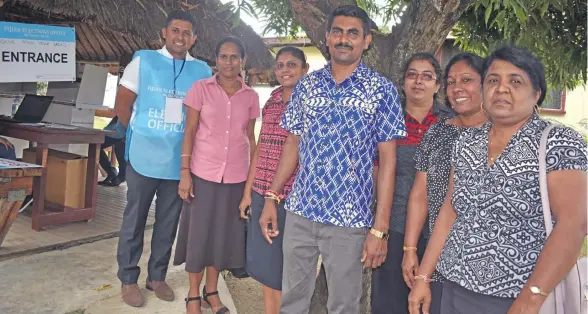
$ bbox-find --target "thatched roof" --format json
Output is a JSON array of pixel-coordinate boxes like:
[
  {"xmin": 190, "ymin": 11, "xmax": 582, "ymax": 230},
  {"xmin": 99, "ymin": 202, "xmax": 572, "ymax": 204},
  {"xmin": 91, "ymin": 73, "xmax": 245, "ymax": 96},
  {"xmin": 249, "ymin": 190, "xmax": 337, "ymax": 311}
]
[{"xmin": 1, "ymin": 0, "xmax": 274, "ymax": 70}]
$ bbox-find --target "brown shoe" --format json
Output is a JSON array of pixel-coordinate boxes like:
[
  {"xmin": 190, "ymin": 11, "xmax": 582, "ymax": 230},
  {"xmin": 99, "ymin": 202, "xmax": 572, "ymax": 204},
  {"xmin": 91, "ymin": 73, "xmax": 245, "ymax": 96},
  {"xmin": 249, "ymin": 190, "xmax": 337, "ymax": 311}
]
[
  {"xmin": 121, "ymin": 283, "xmax": 144, "ymax": 307},
  {"xmin": 146, "ymin": 280, "xmax": 175, "ymax": 301}
]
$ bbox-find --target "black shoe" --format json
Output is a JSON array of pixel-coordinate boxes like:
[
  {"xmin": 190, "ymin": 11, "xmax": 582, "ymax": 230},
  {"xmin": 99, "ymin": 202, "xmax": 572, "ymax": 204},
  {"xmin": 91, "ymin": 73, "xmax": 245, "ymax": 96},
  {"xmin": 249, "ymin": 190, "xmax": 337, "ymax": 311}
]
[
  {"xmin": 104, "ymin": 175, "xmax": 125, "ymax": 187},
  {"xmin": 230, "ymin": 267, "xmax": 249, "ymax": 279},
  {"xmin": 99, "ymin": 170, "xmax": 118, "ymax": 185}
]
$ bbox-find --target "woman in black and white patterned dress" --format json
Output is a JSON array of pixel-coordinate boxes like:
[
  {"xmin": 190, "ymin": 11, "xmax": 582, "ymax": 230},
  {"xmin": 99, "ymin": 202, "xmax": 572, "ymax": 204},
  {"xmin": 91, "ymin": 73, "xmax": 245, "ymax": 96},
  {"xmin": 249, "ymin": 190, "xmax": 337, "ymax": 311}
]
[
  {"xmin": 408, "ymin": 46, "xmax": 587, "ymax": 314},
  {"xmin": 402, "ymin": 52, "xmax": 488, "ymax": 314}
]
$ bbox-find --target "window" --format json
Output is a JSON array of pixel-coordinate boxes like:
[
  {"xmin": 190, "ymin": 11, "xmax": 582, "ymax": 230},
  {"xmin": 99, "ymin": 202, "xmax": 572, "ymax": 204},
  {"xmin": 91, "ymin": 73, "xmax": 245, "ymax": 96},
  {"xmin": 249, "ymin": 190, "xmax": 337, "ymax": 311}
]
[
  {"xmin": 540, "ymin": 88, "xmax": 566, "ymax": 114},
  {"xmin": 438, "ymin": 40, "xmax": 461, "ymax": 69}
]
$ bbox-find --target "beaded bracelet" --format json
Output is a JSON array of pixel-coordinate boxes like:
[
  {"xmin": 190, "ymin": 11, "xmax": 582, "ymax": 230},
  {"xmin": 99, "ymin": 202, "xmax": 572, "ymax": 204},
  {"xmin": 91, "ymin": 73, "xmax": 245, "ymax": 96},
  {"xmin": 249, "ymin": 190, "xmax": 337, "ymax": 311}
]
[
  {"xmin": 264, "ymin": 190, "xmax": 284, "ymax": 204},
  {"xmin": 403, "ymin": 246, "xmax": 418, "ymax": 251}
]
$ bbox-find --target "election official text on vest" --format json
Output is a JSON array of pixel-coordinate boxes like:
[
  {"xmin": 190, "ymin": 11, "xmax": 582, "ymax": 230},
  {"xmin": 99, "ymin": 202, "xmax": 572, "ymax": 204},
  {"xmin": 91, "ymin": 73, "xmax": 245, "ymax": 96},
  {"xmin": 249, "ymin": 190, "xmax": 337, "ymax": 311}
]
[{"xmin": 2, "ymin": 51, "xmax": 68, "ymax": 63}]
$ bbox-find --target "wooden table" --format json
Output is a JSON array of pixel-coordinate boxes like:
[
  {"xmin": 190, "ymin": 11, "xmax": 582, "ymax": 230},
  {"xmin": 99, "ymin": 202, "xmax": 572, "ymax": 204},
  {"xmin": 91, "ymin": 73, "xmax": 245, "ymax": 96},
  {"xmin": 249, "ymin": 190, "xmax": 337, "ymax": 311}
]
[
  {"xmin": 0, "ymin": 161, "xmax": 43, "ymax": 247},
  {"xmin": 0, "ymin": 122, "xmax": 106, "ymax": 231}
]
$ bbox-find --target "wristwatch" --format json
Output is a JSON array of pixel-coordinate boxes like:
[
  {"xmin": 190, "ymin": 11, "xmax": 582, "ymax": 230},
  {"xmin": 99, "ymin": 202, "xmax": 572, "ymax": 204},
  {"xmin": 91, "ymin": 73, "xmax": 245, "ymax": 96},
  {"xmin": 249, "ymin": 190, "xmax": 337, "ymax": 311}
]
[
  {"xmin": 528, "ymin": 286, "xmax": 549, "ymax": 296},
  {"xmin": 369, "ymin": 228, "xmax": 390, "ymax": 240}
]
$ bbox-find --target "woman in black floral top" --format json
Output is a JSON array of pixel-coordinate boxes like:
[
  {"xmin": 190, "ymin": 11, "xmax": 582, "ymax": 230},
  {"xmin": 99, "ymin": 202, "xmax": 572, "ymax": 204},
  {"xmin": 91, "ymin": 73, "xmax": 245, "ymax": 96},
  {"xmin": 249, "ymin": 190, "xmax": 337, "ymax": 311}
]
[
  {"xmin": 408, "ymin": 46, "xmax": 588, "ymax": 314},
  {"xmin": 402, "ymin": 52, "xmax": 488, "ymax": 314}
]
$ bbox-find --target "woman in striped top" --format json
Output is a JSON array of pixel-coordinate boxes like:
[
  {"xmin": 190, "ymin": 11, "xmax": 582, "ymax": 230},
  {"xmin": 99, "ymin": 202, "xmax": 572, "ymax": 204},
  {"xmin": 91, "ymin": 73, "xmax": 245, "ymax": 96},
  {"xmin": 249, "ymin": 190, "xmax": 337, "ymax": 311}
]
[{"xmin": 238, "ymin": 46, "xmax": 309, "ymax": 314}]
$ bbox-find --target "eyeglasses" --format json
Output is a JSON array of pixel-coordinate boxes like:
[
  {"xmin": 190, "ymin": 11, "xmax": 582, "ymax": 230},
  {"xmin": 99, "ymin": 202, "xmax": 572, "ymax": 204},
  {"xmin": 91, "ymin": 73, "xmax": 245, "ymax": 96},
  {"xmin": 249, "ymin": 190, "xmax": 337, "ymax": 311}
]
[
  {"xmin": 275, "ymin": 61, "xmax": 301, "ymax": 70},
  {"xmin": 405, "ymin": 71, "xmax": 436, "ymax": 82}
]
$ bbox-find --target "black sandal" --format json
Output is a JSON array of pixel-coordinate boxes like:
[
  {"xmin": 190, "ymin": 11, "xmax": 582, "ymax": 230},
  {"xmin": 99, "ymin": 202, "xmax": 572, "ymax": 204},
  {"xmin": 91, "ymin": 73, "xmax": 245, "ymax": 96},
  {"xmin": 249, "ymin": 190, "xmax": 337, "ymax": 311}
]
[
  {"xmin": 202, "ymin": 286, "xmax": 230, "ymax": 314},
  {"xmin": 185, "ymin": 296, "xmax": 201, "ymax": 312}
]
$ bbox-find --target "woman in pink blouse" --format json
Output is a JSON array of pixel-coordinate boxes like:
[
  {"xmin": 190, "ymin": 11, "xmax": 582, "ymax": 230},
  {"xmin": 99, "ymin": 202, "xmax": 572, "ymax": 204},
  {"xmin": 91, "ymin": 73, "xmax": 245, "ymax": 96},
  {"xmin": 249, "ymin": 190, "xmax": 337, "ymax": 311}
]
[
  {"xmin": 174, "ymin": 37, "xmax": 260, "ymax": 314},
  {"xmin": 238, "ymin": 46, "xmax": 308, "ymax": 314}
]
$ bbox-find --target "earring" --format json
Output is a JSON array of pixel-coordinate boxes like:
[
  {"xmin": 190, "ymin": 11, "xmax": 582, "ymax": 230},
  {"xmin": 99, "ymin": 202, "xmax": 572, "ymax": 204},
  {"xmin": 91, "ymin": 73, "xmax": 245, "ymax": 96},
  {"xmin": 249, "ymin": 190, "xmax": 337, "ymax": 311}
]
[
  {"xmin": 479, "ymin": 102, "xmax": 488, "ymax": 117},
  {"xmin": 534, "ymin": 104, "xmax": 540, "ymax": 115}
]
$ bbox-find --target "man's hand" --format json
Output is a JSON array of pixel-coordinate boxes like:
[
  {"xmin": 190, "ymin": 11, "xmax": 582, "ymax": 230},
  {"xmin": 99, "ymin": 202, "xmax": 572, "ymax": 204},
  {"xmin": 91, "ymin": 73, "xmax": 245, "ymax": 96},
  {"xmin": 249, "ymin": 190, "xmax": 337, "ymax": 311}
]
[
  {"xmin": 361, "ymin": 232, "xmax": 388, "ymax": 268},
  {"xmin": 259, "ymin": 199, "xmax": 279, "ymax": 244}
]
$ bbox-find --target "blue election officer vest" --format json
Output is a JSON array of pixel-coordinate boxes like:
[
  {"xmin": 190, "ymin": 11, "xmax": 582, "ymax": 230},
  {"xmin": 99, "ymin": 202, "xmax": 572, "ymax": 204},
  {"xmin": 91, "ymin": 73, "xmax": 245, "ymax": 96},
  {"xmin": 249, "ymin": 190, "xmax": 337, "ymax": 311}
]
[{"xmin": 125, "ymin": 50, "xmax": 212, "ymax": 180}]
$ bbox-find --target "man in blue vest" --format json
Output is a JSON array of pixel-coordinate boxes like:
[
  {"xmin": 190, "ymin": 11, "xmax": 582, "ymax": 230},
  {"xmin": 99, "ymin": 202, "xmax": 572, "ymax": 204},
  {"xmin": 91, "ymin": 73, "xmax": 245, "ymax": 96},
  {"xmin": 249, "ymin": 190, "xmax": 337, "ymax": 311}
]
[{"xmin": 114, "ymin": 10, "xmax": 212, "ymax": 308}]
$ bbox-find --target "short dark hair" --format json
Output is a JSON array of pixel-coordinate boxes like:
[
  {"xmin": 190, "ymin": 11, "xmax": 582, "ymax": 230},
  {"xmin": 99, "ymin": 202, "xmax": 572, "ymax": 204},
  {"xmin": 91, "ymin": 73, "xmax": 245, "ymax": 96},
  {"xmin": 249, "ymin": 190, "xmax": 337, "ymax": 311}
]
[
  {"xmin": 400, "ymin": 52, "xmax": 442, "ymax": 104},
  {"xmin": 215, "ymin": 37, "xmax": 246, "ymax": 59},
  {"xmin": 327, "ymin": 5, "xmax": 372, "ymax": 37},
  {"xmin": 165, "ymin": 10, "xmax": 197, "ymax": 34},
  {"xmin": 275, "ymin": 46, "xmax": 307, "ymax": 64},
  {"xmin": 483, "ymin": 45, "xmax": 547, "ymax": 105},
  {"xmin": 443, "ymin": 52, "xmax": 485, "ymax": 106}
]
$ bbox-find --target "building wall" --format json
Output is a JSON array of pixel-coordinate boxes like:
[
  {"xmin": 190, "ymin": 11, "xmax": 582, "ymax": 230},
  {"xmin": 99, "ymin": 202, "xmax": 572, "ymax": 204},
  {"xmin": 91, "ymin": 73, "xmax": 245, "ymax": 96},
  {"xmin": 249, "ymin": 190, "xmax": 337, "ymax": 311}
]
[{"xmin": 541, "ymin": 86, "xmax": 588, "ymax": 136}]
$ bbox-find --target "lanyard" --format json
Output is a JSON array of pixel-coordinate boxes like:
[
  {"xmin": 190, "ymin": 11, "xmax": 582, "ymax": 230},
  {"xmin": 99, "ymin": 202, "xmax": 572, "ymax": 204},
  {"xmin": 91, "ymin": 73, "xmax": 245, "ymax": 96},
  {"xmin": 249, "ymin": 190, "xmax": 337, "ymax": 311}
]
[{"xmin": 172, "ymin": 59, "xmax": 186, "ymax": 97}]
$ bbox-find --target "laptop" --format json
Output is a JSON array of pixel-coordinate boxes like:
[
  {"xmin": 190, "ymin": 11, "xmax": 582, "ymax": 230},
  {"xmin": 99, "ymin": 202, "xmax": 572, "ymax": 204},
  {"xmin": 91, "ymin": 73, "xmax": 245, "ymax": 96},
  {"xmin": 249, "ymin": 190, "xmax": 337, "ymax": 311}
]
[{"xmin": 0, "ymin": 94, "xmax": 54, "ymax": 123}]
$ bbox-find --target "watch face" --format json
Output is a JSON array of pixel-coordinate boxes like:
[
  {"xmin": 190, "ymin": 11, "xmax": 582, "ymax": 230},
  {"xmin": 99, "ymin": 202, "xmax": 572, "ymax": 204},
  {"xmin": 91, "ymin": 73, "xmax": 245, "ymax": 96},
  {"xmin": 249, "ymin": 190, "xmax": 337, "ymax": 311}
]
[{"xmin": 529, "ymin": 286, "xmax": 542, "ymax": 294}]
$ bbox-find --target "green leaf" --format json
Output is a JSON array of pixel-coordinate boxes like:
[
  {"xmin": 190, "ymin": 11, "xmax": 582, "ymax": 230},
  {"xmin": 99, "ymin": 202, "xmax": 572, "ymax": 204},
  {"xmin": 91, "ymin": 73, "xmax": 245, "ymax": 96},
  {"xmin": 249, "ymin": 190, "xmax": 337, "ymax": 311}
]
[
  {"xmin": 241, "ymin": 1, "xmax": 259, "ymax": 19},
  {"xmin": 230, "ymin": 8, "xmax": 241, "ymax": 29},
  {"xmin": 485, "ymin": 3, "xmax": 493, "ymax": 25},
  {"xmin": 514, "ymin": 5, "xmax": 527, "ymax": 23}
]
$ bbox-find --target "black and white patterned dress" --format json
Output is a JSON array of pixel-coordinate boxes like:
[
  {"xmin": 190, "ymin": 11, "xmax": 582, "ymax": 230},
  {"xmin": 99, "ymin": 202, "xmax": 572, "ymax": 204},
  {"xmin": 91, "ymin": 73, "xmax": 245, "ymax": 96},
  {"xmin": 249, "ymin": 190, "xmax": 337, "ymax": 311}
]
[
  {"xmin": 414, "ymin": 117, "xmax": 463, "ymax": 282},
  {"xmin": 437, "ymin": 114, "xmax": 588, "ymax": 298}
]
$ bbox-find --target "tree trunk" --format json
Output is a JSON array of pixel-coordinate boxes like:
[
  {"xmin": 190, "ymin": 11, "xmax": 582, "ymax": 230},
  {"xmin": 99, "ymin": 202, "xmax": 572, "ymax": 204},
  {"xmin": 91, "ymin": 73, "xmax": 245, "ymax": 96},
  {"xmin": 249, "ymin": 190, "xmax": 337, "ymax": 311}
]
[
  {"xmin": 286, "ymin": 1, "xmax": 473, "ymax": 311},
  {"xmin": 309, "ymin": 264, "xmax": 372, "ymax": 314},
  {"xmin": 288, "ymin": 0, "xmax": 472, "ymax": 85}
]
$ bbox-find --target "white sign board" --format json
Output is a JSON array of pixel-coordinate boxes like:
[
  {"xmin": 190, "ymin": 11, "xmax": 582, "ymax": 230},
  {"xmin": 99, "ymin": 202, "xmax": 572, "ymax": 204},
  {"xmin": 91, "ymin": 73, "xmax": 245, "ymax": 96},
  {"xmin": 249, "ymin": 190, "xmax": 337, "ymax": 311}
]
[
  {"xmin": 0, "ymin": 22, "xmax": 76, "ymax": 83},
  {"xmin": 75, "ymin": 64, "xmax": 108, "ymax": 109}
]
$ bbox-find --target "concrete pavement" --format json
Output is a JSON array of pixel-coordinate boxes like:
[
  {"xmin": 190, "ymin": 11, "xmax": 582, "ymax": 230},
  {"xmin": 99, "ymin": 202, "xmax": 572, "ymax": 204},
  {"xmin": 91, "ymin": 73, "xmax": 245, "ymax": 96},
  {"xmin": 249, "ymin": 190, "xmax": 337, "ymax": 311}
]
[{"xmin": 0, "ymin": 229, "xmax": 237, "ymax": 314}]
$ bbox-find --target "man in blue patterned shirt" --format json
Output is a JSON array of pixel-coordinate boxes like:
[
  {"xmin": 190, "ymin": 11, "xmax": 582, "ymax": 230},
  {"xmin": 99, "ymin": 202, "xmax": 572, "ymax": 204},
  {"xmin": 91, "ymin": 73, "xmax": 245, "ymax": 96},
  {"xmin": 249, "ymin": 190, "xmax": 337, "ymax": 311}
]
[{"xmin": 259, "ymin": 5, "xmax": 406, "ymax": 313}]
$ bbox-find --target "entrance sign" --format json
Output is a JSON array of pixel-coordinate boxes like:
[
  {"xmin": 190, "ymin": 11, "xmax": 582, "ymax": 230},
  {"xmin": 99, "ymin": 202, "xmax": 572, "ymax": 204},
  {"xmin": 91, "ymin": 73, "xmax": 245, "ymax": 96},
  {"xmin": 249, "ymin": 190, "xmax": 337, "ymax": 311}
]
[{"xmin": 0, "ymin": 22, "xmax": 76, "ymax": 83}]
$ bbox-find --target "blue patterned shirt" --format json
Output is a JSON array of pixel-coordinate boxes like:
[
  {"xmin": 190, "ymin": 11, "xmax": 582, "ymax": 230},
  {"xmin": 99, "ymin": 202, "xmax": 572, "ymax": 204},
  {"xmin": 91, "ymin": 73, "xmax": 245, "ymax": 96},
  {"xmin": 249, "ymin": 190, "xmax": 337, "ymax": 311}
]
[{"xmin": 280, "ymin": 62, "xmax": 406, "ymax": 228}]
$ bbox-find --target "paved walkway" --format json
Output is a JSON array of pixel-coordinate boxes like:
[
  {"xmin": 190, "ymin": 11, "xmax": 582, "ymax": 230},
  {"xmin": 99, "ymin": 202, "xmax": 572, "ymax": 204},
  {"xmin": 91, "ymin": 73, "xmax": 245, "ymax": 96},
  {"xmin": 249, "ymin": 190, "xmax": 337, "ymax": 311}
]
[{"xmin": 0, "ymin": 229, "xmax": 237, "ymax": 314}]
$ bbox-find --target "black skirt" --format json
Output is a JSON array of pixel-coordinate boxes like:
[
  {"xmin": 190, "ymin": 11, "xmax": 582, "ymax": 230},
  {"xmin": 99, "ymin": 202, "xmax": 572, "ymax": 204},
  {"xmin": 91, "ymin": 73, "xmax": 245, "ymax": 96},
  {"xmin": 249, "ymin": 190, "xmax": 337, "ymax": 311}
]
[
  {"xmin": 246, "ymin": 191, "xmax": 287, "ymax": 290},
  {"xmin": 173, "ymin": 174, "xmax": 246, "ymax": 273}
]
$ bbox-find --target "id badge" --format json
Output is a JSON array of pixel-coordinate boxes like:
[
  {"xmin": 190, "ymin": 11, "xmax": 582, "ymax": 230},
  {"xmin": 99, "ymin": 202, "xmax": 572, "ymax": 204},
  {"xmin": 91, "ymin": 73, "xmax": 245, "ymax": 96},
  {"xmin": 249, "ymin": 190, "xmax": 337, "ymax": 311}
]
[{"xmin": 164, "ymin": 97, "xmax": 183, "ymax": 124}]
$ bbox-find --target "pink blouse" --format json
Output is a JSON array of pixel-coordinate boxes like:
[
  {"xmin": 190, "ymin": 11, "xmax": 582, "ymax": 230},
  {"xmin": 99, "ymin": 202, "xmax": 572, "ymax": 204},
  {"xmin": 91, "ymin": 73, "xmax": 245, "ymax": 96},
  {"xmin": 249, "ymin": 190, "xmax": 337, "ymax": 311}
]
[{"xmin": 183, "ymin": 74, "xmax": 260, "ymax": 183}]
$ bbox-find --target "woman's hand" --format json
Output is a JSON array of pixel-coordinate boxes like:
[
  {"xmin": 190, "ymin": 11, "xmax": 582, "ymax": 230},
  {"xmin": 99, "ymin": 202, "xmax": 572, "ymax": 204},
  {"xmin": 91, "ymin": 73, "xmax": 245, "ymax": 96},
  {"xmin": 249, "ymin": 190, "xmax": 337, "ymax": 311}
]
[
  {"xmin": 239, "ymin": 194, "xmax": 252, "ymax": 219},
  {"xmin": 402, "ymin": 251, "xmax": 419, "ymax": 289},
  {"xmin": 178, "ymin": 170, "xmax": 194, "ymax": 201},
  {"xmin": 408, "ymin": 279, "xmax": 432, "ymax": 314},
  {"xmin": 259, "ymin": 199, "xmax": 279, "ymax": 244},
  {"xmin": 506, "ymin": 289, "xmax": 545, "ymax": 314}
]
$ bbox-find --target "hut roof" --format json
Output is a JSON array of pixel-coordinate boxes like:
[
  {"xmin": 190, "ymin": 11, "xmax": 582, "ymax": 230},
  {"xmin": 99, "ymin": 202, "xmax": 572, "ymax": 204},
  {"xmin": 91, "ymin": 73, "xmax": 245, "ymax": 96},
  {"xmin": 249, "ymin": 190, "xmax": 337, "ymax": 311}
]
[{"xmin": 1, "ymin": 0, "xmax": 274, "ymax": 70}]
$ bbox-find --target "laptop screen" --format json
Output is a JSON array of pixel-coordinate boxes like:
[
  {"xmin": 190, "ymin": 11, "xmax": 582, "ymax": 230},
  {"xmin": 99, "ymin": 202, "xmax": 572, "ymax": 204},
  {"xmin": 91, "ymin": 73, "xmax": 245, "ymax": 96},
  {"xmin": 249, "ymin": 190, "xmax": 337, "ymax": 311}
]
[{"xmin": 13, "ymin": 94, "xmax": 54, "ymax": 123}]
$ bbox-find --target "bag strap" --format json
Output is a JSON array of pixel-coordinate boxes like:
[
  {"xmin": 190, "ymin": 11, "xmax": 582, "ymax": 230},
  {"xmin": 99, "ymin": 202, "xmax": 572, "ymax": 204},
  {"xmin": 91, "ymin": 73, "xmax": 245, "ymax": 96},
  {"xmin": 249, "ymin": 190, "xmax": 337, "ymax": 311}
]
[
  {"xmin": 538, "ymin": 124, "xmax": 557, "ymax": 236},
  {"xmin": 539, "ymin": 124, "xmax": 568, "ymax": 314}
]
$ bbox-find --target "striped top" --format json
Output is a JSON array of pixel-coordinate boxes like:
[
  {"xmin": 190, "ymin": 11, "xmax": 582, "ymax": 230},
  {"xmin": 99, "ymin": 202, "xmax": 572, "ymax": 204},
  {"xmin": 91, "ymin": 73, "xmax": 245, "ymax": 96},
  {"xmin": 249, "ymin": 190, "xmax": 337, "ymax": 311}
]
[{"xmin": 252, "ymin": 87, "xmax": 298, "ymax": 196}]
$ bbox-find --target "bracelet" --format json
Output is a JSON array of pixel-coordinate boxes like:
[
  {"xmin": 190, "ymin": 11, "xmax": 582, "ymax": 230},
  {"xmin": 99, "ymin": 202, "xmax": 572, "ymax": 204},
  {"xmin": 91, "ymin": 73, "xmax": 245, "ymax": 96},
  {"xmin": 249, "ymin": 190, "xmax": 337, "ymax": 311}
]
[
  {"xmin": 403, "ymin": 246, "xmax": 418, "ymax": 251},
  {"xmin": 264, "ymin": 190, "xmax": 284, "ymax": 204},
  {"xmin": 180, "ymin": 154, "xmax": 191, "ymax": 158},
  {"xmin": 265, "ymin": 189, "xmax": 284, "ymax": 199},
  {"xmin": 264, "ymin": 194, "xmax": 281, "ymax": 204},
  {"xmin": 180, "ymin": 167, "xmax": 190, "ymax": 172},
  {"xmin": 414, "ymin": 274, "xmax": 430, "ymax": 283}
]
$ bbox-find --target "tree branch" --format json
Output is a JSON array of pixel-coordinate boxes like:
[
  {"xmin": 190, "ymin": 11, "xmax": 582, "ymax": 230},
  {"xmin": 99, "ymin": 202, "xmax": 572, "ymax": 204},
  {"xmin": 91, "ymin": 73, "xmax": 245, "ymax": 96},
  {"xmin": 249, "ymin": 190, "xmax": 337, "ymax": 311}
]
[
  {"xmin": 287, "ymin": 0, "xmax": 473, "ymax": 84},
  {"xmin": 382, "ymin": 0, "xmax": 472, "ymax": 83},
  {"xmin": 289, "ymin": 0, "xmax": 355, "ymax": 56}
]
